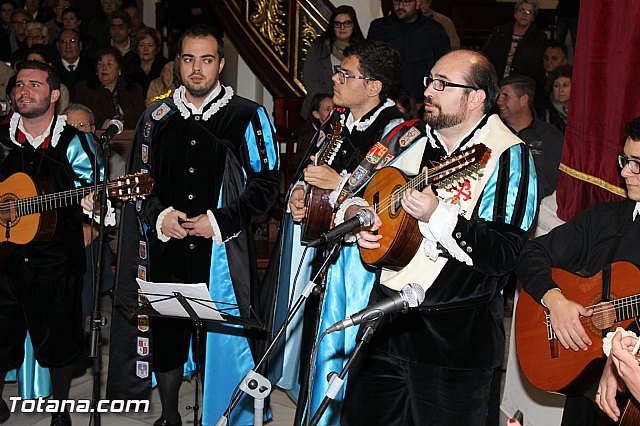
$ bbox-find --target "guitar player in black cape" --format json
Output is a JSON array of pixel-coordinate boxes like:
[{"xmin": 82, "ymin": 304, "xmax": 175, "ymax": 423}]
[
  {"xmin": 0, "ymin": 61, "xmax": 106, "ymax": 425},
  {"xmin": 517, "ymin": 117, "xmax": 640, "ymax": 425}
]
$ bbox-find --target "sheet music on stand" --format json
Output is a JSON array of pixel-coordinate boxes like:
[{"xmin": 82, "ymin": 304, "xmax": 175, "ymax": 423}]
[{"xmin": 136, "ymin": 278, "xmax": 224, "ymax": 322}]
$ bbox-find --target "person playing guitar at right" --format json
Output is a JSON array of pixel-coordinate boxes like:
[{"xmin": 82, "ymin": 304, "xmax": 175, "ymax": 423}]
[{"xmin": 517, "ymin": 117, "xmax": 640, "ymax": 425}]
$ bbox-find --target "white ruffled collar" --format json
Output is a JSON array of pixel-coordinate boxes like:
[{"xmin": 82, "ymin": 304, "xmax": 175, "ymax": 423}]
[
  {"xmin": 173, "ymin": 85, "xmax": 234, "ymax": 121},
  {"xmin": 350, "ymin": 99, "xmax": 395, "ymax": 132},
  {"xmin": 9, "ymin": 113, "xmax": 67, "ymax": 148}
]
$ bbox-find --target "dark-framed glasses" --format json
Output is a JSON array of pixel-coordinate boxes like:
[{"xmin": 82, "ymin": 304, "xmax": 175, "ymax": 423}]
[
  {"xmin": 333, "ymin": 65, "xmax": 372, "ymax": 84},
  {"xmin": 618, "ymin": 154, "xmax": 640, "ymax": 174},
  {"xmin": 333, "ymin": 20, "xmax": 353, "ymax": 29},
  {"xmin": 423, "ymin": 76, "xmax": 478, "ymax": 91},
  {"xmin": 517, "ymin": 7, "xmax": 535, "ymax": 16}
]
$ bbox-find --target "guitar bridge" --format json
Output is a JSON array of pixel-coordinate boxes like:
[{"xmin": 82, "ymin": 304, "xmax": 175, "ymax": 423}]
[{"xmin": 546, "ymin": 312, "xmax": 559, "ymax": 358}]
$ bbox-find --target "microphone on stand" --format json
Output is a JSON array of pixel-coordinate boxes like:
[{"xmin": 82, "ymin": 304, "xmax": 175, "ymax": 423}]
[
  {"xmin": 99, "ymin": 119, "xmax": 124, "ymax": 144},
  {"xmin": 326, "ymin": 283, "xmax": 425, "ymax": 333},
  {"xmin": 307, "ymin": 209, "xmax": 375, "ymax": 248}
]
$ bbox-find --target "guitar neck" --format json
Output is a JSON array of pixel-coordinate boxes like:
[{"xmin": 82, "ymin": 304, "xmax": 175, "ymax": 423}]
[
  {"xmin": 613, "ymin": 294, "xmax": 640, "ymax": 322},
  {"xmin": 11, "ymin": 183, "xmax": 104, "ymax": 217}
]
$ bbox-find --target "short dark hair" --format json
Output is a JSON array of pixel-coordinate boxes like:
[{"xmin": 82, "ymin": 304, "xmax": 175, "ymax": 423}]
[
  {"xmin": 95, "ymin": 46, "xmax": 123, "ymax": 70},
  {"xmin": 462, "ymin": 50, "xmax": 499, "ymax": 114},
  {"xmin": 499, "ymin": 74, "xmax": 535, "ymax": 111},
  {"xmin": 108, "ymin": 10, "xmax": 132, "ymax": 29},
  {"xmin": 61, "ymin": 7, "xmax": 80, "ymax": 21},
  {"xmin": 16, "ymin": 60, "xmax": 61, "ymax": 91},
  {"xmin": 178, "ymin": 25, "xmax": 224, "ymax": 60},
  {"xmin": 309, "ymin": 92, "xmax": 332, "ymax": 114},
  {"xmin": 515, "ymin": 0, "xmax": 539, "ymax": 17},
  {"xmin": 546, "ymin": 64, "xmax": 572, "ymax": 95},
  {"xmin": 390, "ymin": 88, "xmax": 418, "ymax": 119},
  {"xmin": 343, "ymin": 40, "xmax": 402, "ymax": 101},
  {"xmin": 626, "ymin": 117, "xmax": 640, "ymax": 142},
  {"xmin": 545, "ymin": 41, "xmax": 568, "ymax": 58}
]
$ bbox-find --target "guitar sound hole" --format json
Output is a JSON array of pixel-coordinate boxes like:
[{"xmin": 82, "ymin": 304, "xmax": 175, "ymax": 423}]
[
  {"xmin": 0, "ymin": 194, "xmax": 18, "ymax": 226},
  {"xmin": 389, "ymin": 185, "xmax": 403, "ymax": 219}
]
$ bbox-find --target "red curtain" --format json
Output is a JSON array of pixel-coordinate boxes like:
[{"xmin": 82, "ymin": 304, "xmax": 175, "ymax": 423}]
[{"xmin": 556, "ymin": 0, "xmax": 640, "ymax": 221}]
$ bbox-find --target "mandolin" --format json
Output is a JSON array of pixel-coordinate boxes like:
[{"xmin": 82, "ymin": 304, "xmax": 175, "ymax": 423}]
[
  {"xmin": 0, "ymin": 171, "xmax": 155, "ymax": 245},
  {"xmin": 300, "ymin": 121, "xmax": 343, "ymax": 244},
  {"xmin": 359, "ymin": 143, "xmax": 490, "ymax": 270}
]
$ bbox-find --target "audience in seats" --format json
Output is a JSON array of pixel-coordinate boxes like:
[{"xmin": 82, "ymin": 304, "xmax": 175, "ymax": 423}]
[
  {"xmin": 128, "ymin": 26, "xmax": 168, "ymax": 97},
  {"xmin": 43, "ymin": 0, "xmax": 68, "ymax": 45},
  {"xmin": 53, "ymin": 29, "xmax": 92, "ymax": 98},
  {"xmin": 8, "ymin": 8, "xmax": 31, "ymax": 55},
  {"xmin": 61, "ymin": 7, "xmax": 97, "ymax": 61},
  {"xmin": 543, "ymin": 65, "xmax": 572, "ymax": 134},
  {"xmin": 301, "ymin": 5, "xmax": 364, "ymax": 119},
  {"xmin": 86, "ymin": 0, "xmax": 120, "ymax": 47},
  {"xmin": 104, "ymin": 10, "xmax": 136, "ymax": 78},
  {"xmin": 0, "ymin": 0, "xmax": 14, "ymax": 63},
  {"xmin": 74, "ymin": 46, "xmax": 145, "ymax": 129}
]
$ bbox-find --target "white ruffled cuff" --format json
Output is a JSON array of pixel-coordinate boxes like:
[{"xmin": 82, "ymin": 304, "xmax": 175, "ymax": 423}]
[
  {"xmin": 83, "ymin": 199, "xmax": 116, "ymax": 226},
  {"xmin": 603, "ymin": 327, "xmax": 639, "ymax": 357},
  {"xmin": 328, "ymin": 170, "xmax": 350, "ymax": 208},
  {"xmin": 334, "ymin": 197, "xmax": 370, "ymax": 243},
  {"xmin": 156, "ymin": 206, "xmax": 174, "ymax": 242},
  {"xmin": 207, "ymin": 210, "xmax": 223, "ymax": 246},
  {"xmin": 419, "ymin": 200, "xmax": 472, "ymax": 266}
]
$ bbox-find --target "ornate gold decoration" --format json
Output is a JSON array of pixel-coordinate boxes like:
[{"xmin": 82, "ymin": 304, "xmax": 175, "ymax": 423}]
[
  {"xmin": 300, "ymin": 15, "xmax": 319, "ymax": 59},
  {"xmin": 250, "ymin": 0, "xmax": 286, "ymax": 57},
  {"xmin": 148, "ymin": 89, "xmax": 173, "ymax": 105}
]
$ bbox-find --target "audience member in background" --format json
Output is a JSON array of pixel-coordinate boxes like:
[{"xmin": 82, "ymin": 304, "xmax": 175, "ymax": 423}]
[
  {"xmin": 129, "ymin": 26, "xmax": 167, "ymax": 96},
  {"xmin": 543, "ymin": 65, "xmax": 572, "ymax": 134},
  {"xmin": 75, "ymin": 47, "xmax": 145, "ymax": 129},
  {"xmin": 86, "ymin": 0, "xmax": 120, "ymax": 47},
  {"xmin": 497, "ymin": 74, "xmax": 564, "ymax": 199},
  {"xmin": 555, "ymin": 0, "xmax": 579, "ymax": 49},
  {"xmin": 419, "ymin": 0, "xmax": 460, "ymax": 49},
  {"xmin": 53, "ymin": 29, "xmax": 92, "ymax": 98},
  {"xmin": 0, "ymin": 0, "xmax": 15, "ymax": 62},
  {"xmin": 390, "ymin": 88, "xmax": 418, "ymax": 119},
  {"xmin": 368, "ymin": 0, "xmax": 450, "ymax": 103},
  {"xmin": 294, "ymin": 92, "xmax": 333, "ymax": 166},
  {"xmin": 43, "ymin": 0, "xmax": 68, "ymax": 44},
  {"xmin": 105, "ymin": 9, "xmax": 136, "ymax": 77},
  {"xmin": 145, "ymin": 59, "xmax": 178, "ymax": 104},
  {"xmin": 61, "ymin": 7, "xmax": 96, "ymax": 60},
  {"xmin": 11, "ymin": 20, "xmax": 46, "ymax": 63},
  {"xmin": 301, "ymin": 5, "xmax": 364, "ymax": 118},
  {"xmin": 543, "ymin": 41, "xmax": 568, "ymax": 78},
  {"xmin": 25, "ymin": 44, "xmax": 69, "ymax": 112},
  {"xmin": 0, "ymin": 61, "xmax": 13, "ymax": 117},
  {"xmin": 8, "ymin": 9, "xmax": 31, "ymax": 54},
  {"xmin": 24, "ymin": 0, "xmax": 52, "ymax": 23},
  {"xmin": 122, "ymin": 3, "xmax": 144, "ymax": 32},
  {"xmin": 482, "ymin": 0, "xmax": 548, "ymax": 91}
]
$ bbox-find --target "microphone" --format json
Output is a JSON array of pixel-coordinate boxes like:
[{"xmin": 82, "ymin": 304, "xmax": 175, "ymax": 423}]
[
  {"xmin": 307, "ymin": 209, "xmax": 375, "ymax": 248},
  {"xmin": 99, "ymin": 119, "xmax": 124, "ymax": 144},
  {"xmin": 326, "ymin": 283, "xmax": 425, "ymax": 333}
]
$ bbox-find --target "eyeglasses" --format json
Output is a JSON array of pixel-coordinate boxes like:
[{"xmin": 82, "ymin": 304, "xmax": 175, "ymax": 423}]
[
  {"xmin": 333, "ymin": 20, "xmax": 353, "ymax": 29},
  {"xmin": 11, "ymin": 19, "xmax": 28, "ymax": 24},
  {"xmin": 392, "ymin": 0, "xmax": 415, "ymax": 4},
  {"xmin": 333, "ymin": 65, "xmax": 372, "ymax": 84},
  {"xmin": 59, "ymin": 38, "xmax": 78, "ymax": 44},
  {"xmin": 517, "ymin": 7, "xmax": 535, "ymax": 16},
  {"xmin": 69, "ymin": 122, "xmax": 93, "ymax": 131},
  {"xmin": 423, "ymin": 76, "xmax": 478, "ymax": 91},
  {"xmin": 27, "ymin": 35, "xmax": 45, "ymax": 40},
  {"xmin": 618, "ymin": 154, "xmax": 640, "ymax": 174}
]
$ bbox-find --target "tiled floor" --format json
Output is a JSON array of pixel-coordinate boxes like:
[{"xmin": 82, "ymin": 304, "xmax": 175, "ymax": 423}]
[{"xmin": 2, "ymin": 294, "xmax": 511, "ymax": 425}]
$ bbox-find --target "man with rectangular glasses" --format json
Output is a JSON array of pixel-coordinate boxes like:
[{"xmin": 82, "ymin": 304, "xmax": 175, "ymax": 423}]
[
  {"xmin": 340, "ymin": 49, "xmax": 538, "ymax": 425},
  {"xmin": 518, "ymin": 117, "xmax": 640, "ymax": 426}
]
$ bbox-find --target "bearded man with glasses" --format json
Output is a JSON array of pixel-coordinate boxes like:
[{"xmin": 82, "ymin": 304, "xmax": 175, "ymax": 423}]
[
  {"xmin": 340, "ymin": 49, "xmax": 538, "ymax": 426},
  {"xmin": 368, "ymin": 0, "xmax": 450, "ymax": 104}
]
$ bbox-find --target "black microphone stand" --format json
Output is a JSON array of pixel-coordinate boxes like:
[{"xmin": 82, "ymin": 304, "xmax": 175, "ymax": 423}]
[
  {"xmin": 215, "ymin": 242, "xmax": 342, "ymax": 426},
  {"xmin": 88, "ymin": 135, "xmax": 113, "ymax": 426},
  {"xmin": 308, "ymin": 318, "xmax": 380, "ymax": 426}
]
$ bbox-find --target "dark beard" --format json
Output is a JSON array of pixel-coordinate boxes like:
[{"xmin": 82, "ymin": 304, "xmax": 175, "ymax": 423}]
[
  {"xmin": 423, "ymin": 110, "xmax": 465, "ymax": 130},
  {"xmin": 16, "ymin": 98, "xmax": 51, "ymax": 119},
  {"xmin": 184, "ymin": 81, "xmax": 216, "ymax": 99}
]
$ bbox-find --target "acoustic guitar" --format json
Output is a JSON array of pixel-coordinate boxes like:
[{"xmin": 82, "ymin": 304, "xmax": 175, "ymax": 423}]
[
  {"xmin": 515, "ymin": 262, "xmax": 640, "ymax": 394},
  {"xmin": 359, "ymin": 143, "xmax": 490, "ymax": 270},
  {"xmin": 300, "ymin": 121, "xmax": 343, "ymax": 244},
  {"xmin": 0, "ymin": 171, "xmax": 155, "ymax": 245}
]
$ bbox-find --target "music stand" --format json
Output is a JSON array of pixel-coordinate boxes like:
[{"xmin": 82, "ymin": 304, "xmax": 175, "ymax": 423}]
[{"xmin": 131, "ymin": 279, "xmax": 266, "ymax": 426}]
